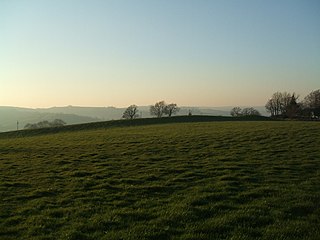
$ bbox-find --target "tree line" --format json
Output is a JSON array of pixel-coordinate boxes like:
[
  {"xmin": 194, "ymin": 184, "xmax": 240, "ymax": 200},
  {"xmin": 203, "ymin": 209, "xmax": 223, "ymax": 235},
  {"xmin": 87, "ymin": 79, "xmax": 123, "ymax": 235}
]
[
  {"xmin": 22, "ymin": 89, "xmax": 320, "ymax": 129},
  {"xmin": 122, "ymin": 101, "xmax": 180, "ymax": 119},
  {"xmin": 230, "ymin": 107, "xmax": 261, "ymax": 117},
  {"xmin": 230, "ymin": 89, "xmax": 319, "ymax": 119},
  {"xmin": 265, "ymin": 89, "xmax": 320, "ymax": 119}
]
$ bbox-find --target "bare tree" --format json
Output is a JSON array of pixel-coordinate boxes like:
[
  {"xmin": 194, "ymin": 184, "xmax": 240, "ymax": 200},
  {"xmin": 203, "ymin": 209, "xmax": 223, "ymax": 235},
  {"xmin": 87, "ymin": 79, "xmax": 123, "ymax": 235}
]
[
  {"xmin": 241, "ymin": 107, "xmax": 261, "ymax": 116},
  {"xmin": 281, "ymin": 92, "xmax": 292, "ymax": 116},
  {"xmin": 303, "ymin": 89, "xmax": 320, "ymax": 118},
  {"xmin": 265, "ymin": 92, "xmax": 291, "ymax": 117},
  {"xmin": 150, "ymin": 101, "xmax": 166, "ymax": 118},
  {"xmin": 304, "ymin": 89, "xmax": 320, "ymax": 108},
  {"xmin": 122, "ymin": 105, "xmax": 139, "ymax": 119},
  {"xmin": 230, "ymin": 107, "xmax": 242, "ymax": 117},
  {"xmin": 164, "ymin": 103, "xmax": 180, "ymax": 117},
  {"xmin": 265, "ymin": 98, "xmax": 277, "ymax": 117}
]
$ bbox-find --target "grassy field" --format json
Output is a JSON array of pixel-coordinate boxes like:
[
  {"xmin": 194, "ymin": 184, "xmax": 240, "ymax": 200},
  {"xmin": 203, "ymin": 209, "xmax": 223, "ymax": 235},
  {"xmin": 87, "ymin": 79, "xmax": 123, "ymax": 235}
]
[{"xmin": 0, "ymin": 120, "xmax": 319, "ymax": 239}]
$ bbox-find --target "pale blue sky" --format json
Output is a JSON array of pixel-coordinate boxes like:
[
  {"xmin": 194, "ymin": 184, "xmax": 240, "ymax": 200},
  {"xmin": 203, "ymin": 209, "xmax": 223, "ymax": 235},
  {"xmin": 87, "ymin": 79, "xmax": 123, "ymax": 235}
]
[{"xmin": 0, "ymin": 0, "xmax": 319, "ymax": 108}]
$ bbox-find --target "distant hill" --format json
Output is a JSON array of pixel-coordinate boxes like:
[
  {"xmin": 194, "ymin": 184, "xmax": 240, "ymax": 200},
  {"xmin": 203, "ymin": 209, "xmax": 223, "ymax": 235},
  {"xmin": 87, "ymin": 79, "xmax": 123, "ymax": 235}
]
[
  {"xmin": 34, "ymin": 106, "xmax": 246, "ymax": 118},
  {"xmin": 34, "ymin": 106, "xmax": 231, "ymax": 119},
  {"xmin": 36, "ymin": 106, "xmax": 124, "ymax": 120},
  {"xmin": 37, "ymin": 105, "xmax": 267, "ymax": 119},
  {"xmin": 0, "ymin": 105, "xmax": 268, "ymax": 132},
  {"xmin": 0, "ymin": 107, "xmax": 99, "ymax": 132}
]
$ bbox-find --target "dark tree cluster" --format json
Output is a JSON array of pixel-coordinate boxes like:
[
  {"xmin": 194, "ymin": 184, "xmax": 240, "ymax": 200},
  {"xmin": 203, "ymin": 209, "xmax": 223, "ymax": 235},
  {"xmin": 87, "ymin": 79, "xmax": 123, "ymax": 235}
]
[
  {"xmin": 302, "ymin": 89, "xmax": 320, "ymax": 118},
  {"xmin": 150, "ymin": 101, "xmax": 167, "ymax": 118},
  {"xmin": 122, "ymin": 105, "xmax": 139, "ymax": 119},
  {"xmin": 122, "ymin": 101, "xmax": 180, "ymax": 119},
  {"xmin": 150, "ymin": 101, "xmax": 180, "ymax": 118},
  {"xmin": 265, "ymin": 89, "xmax": 320, "ymax": 119},
  {"xmin": 230, "ymin": 107, "xmax": 261, "ymax": 117},
  {"xmin": 24, "ymin": 119, "xmax": 66, "ymax": 129}
]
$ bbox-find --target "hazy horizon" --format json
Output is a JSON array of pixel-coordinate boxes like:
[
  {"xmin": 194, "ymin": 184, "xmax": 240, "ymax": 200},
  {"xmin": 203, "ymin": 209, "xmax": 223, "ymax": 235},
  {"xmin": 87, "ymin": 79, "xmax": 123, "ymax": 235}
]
[
  {"xmin": 1, "ymin": 0, "xmax": 319, "ymax": 108},
  {"xmin": 0, "ymin": 104, "xmax": 271, "ymax": 110}
]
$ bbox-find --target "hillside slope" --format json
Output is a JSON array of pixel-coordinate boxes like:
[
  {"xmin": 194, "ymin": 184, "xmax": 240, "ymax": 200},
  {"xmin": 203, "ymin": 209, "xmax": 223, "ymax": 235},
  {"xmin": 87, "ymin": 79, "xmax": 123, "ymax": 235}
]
[
  {"xmin": 0, "ymin": 121, "xmax": 319, "ymax": 240},
  {"xmin": 0, "ymin": 105, "xmax": 268, "ymax": 132},
  {"xmin": 0, "ymin": 115, "xmax": 271, "ymax": 138},
  {"xmin": 0, "ymin": 107, "xmax": 100, "ymax": 132}
]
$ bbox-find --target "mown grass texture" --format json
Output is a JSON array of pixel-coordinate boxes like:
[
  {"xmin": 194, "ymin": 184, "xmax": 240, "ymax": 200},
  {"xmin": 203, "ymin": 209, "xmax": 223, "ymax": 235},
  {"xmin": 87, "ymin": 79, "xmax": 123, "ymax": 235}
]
[{"xmin": 0, "ymin": 121, "xmax": 319, "ymax": 239}]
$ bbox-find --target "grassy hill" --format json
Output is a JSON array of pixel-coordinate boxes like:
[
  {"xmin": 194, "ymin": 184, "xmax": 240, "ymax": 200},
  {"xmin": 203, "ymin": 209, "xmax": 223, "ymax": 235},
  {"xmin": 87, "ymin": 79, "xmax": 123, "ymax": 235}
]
[
  {"xmin": 0, "ymin": 118, "xmax": 319, "ymax": 239},
  {"xmin": 0, "ymin": 115, "xmax": 270, "ymax": 138},
  {"xmin": 1, "ymin": 104, "xmax": 265, "ymax": 132},
  {"xmin": 36, "ymin": 105, "xmax": 233, "ymax": 119}
]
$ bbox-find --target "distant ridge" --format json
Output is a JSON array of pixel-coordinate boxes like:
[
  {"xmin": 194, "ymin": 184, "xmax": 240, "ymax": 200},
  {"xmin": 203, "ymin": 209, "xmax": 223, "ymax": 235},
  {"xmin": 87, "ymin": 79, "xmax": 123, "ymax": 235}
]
[
  {"xmin": 36, "ymin": 105, "xmax": 233, "ymax": 119},
  {"xmin": 0, "ymin": 105, "xmax": 268, "ymax": 132},
  {"xmin": 0, "ymin": 106, "xmax": 99, "ymax": 132}
]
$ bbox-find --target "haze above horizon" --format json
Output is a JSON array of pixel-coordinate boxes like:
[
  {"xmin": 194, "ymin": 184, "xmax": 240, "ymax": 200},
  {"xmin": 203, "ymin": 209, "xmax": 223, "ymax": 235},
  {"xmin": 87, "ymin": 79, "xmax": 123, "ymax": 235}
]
[{"xmin": 1, "ymin": 0, "xmax": 319, "ymax": 108}]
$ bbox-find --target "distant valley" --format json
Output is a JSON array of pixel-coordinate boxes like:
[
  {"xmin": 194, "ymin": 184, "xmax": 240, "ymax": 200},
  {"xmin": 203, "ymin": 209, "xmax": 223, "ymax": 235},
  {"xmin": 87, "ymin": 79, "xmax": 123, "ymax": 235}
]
[{"xmin": 0, "ymin": 105, "xmax": 267, "ymax": 132}]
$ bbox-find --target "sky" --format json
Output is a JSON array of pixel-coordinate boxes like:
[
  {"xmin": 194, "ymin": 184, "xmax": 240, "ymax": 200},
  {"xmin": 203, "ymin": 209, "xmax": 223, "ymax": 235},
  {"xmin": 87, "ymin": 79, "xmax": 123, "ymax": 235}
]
[{"xmin": 0, "ymin": 0, "xmax": 319, "ymax": 108}]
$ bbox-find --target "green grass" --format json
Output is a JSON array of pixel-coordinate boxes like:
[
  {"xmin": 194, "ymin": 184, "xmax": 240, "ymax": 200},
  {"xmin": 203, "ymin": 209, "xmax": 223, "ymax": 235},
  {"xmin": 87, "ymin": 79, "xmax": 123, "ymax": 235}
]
[
  {"xmin": 0, "ymin": 120, "xmax": 319, "ymax": 239},
  {"xmin": 0, "ymin": 115, "xmax": 271, "ymax": 138}
]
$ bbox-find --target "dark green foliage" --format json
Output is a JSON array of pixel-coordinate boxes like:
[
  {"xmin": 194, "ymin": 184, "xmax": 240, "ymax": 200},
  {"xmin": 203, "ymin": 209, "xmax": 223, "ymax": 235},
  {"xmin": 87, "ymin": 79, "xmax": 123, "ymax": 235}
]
[{"xmin": 0, "ymin": 121, "xmax": 319, "ymax": 239}]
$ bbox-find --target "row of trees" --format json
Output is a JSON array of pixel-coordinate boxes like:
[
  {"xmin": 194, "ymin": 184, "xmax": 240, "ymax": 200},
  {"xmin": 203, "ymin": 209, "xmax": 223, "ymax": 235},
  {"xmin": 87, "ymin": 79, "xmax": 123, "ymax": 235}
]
[
  {"xmin": 16, "ymin": 89, "xmax": 319, "ymax": 130},
  {"xmin": 24, "ymin": 119, "xmax": 66, "ymax": 129},
  {"xmin": 265, "ymin": 89, "xmax": 320, "ymax": 119},
  {"xmin": 230, "ymin": 107, "xmax": 261, "ymax": 117},
  {"xmin": 122, "ymin": 101, "xmax": 180, "ymax": 119},
  {"xmin": 121, "ymin": 89, "xmax": 320, "ymax": 121},
  {"xmin": 150, "ymin": 101, "xmax": 180, "ymax": 118}
]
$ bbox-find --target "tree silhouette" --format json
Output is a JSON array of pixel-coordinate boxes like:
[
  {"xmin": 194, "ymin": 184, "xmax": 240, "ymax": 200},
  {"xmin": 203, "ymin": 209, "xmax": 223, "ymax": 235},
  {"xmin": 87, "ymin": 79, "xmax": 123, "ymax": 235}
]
[
  {"xmin": 241, "ymin": 107, "xmax": 261, "ymax": 116},
  {"xmin": 230, "ymin": 107, "xmax": 242, "ymax": 117},
  {"xmin": 303, "ymin": 89, "xmax": 320, "ymax": 118},
  {"xmin": 285, "ymin": 94, "xmax": 300, "ymax": 118},
  {"xmin": 164, "ymin": 103, "xmax": 179, "ymax": 117},
  {"xmin": 150, "ymin": 101, "xmax": 166, "ymax": 118},
  {"xmin": 122, "ymin": 105, "xmax": 139, "ymax": 119},
  {"xmin": 265, "ymin": 92, "xmax": 291, "ymax": 117}
]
